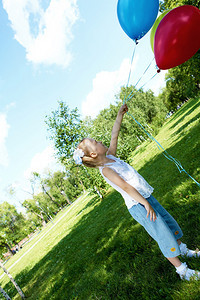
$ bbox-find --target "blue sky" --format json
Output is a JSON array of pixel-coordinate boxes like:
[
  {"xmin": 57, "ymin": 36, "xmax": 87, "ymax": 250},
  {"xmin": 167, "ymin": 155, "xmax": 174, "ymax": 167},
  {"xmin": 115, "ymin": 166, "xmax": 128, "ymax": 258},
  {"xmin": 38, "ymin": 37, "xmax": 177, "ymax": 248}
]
[{"xmin": 0, "ymin": 0, "xmax": 166, "ymax": 211}]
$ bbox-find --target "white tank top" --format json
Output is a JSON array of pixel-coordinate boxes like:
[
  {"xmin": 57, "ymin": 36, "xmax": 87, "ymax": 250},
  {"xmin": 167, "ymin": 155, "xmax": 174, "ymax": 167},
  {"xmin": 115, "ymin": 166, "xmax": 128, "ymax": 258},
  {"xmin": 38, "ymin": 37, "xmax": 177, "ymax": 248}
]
[{"xmin": 99, "ymin": 155, "xmax": 154, "ymax": 209}]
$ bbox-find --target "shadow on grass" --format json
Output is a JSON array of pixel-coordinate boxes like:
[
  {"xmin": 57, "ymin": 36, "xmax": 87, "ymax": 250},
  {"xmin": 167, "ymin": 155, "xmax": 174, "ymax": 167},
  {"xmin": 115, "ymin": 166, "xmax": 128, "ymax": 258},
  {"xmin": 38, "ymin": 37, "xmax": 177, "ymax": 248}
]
[
  {"xmin": 172, "ymin": 113, "xmax": 200, "ymax": 139},
  {"xmin": 136, "ymin": 120, "xmax": 200, "ymax": 247},
  {"xmin": 139, "ymin": 120, "xmax": 200, "ymax": 194},
  {"xmin": 76, "ymin": 194, "xmax": 100, "ymax": 217},
  {"xmin": 168, "ymin": 97, "xmax": 200, "ymax": 130},
  {"xmin": 2, "ymin": 189, "xmax": 183, "ymax": 300}
]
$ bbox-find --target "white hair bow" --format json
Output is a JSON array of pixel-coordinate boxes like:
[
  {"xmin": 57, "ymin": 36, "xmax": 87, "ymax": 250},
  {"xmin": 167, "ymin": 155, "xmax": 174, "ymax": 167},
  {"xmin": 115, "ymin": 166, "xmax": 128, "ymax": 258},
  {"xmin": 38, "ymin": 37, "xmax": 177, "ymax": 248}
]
[{"xmin": 73, "ymin": 148, "xmax": 84, "ymax": 165}]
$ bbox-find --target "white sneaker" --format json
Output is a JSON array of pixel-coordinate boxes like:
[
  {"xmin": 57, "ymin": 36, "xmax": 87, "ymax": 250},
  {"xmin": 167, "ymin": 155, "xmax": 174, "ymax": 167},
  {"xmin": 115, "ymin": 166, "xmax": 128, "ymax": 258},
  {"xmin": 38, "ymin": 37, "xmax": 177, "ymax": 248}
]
[
  {"xmin": 176, "ymin": 262, "xmax": 200, "ymax": 281},
  {"xmin": 179, "ymin": 242, "xmax": 200, "ymax": 258}
]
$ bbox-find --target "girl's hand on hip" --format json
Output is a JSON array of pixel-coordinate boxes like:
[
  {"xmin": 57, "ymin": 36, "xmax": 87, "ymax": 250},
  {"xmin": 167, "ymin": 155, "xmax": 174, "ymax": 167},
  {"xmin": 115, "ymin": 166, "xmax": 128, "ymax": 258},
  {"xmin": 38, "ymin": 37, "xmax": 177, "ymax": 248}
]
[{"xmin": 145, "ymin": 202, "xmax": 157, "ymax": 222}]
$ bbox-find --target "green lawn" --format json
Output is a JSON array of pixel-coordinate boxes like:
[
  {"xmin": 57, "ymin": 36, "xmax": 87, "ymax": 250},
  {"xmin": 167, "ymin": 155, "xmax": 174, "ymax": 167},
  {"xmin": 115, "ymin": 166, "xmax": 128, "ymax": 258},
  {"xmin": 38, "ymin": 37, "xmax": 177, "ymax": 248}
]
[{"xmin": 1, "ymin": 97, "xmax": 200, "ymax": 299}]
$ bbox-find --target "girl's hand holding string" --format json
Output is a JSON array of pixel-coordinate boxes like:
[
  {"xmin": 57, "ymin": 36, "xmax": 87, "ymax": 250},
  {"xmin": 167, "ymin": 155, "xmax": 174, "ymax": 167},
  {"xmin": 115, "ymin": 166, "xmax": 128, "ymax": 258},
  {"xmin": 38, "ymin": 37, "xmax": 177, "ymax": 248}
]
[
  {"xmin": 118, "ymin": 103, "xmax": 128, "ymax": 116},
  {"xmin": 108, "ymin": 103, "xmax": 128, "ymax": 156}
]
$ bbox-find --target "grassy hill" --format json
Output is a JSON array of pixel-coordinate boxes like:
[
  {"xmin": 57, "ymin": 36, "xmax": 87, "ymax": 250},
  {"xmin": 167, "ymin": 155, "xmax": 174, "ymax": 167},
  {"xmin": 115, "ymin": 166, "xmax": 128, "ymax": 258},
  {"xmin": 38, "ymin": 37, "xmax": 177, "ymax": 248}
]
[{"xmin": 0, "ymin": 96, "xmax": 200, "ymax": 300}]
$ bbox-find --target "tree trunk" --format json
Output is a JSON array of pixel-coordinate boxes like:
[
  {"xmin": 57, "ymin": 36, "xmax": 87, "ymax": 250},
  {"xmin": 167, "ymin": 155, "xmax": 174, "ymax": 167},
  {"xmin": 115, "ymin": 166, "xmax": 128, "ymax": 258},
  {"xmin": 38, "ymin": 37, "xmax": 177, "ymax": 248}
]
[
  {"xmin": 4, "ymin": 243, "xmax": 13, "ymax": 256},
  {"xmin": 30, "ymin": 210, "xmax": 47, "ymax": 227},
  {"xmin": 0, "ymin": 286, "xmax": 11, "ymax": 300},
  {"xmin": 42, "ymin": 186, "xmax": 61, "ymax": 208},
  {"xmin": 94, "ymin": 186, "xmax": 103, "ymax": 199},
  {"xmin": 78, "ymin": 178, "xmax": 86, "ymax": 193},
  {"xmin": 0, "ymin": 262, "xmax": 25, "ymax": 299},
  {"xmin": 60, "ymin": 190, "xmax": 72, "ymax": 205},
  {"xmin": 39, "ymin": 213, "xmax": 47, "ymax": 227}
]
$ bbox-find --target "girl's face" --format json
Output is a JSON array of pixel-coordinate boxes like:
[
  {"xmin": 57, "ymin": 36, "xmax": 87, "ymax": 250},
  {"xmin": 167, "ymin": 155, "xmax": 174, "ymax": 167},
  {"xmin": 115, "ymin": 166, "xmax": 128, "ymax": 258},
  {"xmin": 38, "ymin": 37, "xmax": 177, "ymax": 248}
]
[{"xmin": 85, "ymin": 138, "xmax": 108, "ymax": 156}]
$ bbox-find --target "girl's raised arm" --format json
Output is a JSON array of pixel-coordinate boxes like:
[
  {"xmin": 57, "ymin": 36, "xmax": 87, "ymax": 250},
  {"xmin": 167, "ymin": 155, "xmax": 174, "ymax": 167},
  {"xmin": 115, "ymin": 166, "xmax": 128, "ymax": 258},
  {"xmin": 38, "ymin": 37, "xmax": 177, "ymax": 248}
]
[{"xmin": 107, "ymin": 104, "xmax": 128, "ymax": 156}]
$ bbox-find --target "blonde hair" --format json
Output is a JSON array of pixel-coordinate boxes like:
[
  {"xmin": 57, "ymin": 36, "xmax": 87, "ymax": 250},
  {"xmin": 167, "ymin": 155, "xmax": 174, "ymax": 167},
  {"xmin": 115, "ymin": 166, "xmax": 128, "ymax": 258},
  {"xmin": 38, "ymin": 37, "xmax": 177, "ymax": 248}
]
[{"xmin": 78, "ymin": 138, "xmax": 98, "ymax": 168}]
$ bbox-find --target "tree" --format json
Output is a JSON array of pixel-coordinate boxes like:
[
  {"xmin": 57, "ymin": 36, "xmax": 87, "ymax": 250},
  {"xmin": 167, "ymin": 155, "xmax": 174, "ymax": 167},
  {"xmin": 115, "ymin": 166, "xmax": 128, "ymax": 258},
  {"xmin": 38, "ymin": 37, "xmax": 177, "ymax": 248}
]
[
  {"xmin": 22, "ymin": 198, "xmax": 48, "ymax": 227},
  {"xmin": 45, "ymin": 101, "xmax": 96, "ymax": 197},
  {"xmin": 64, "ymin": 162, "xmax": 89, "ymax": 196},
  {"xmin": 41, "ymin": 171, "xmax": 72, "ymax": 207},
  {"xmin": 0, "ymin": 202, "xmax": 29, "ymax": 256},
  {"xmin": 32, "ymin": 172, "xmax": 61, "ymax": 208},
  {"xmin": 0, "ymin": 233, "xmax": 13, "ymax": 257},
  {"xmin": 45, "ymin": 101, "xmax": 87, "ymax": 162},
  {"xmin": 0, "ymin": 285, "xmax": 11, "ymax": 300},
  {"xmin": 161, "ymin": 51, "xmax": 200, "ymax": 110},
  {"xmin": 160, "ymin": 0, "xmax": 200, "ymax": 11},
  {"xmin": 0, "ymin": 262, "xmax": 25, "ymax": 299}
]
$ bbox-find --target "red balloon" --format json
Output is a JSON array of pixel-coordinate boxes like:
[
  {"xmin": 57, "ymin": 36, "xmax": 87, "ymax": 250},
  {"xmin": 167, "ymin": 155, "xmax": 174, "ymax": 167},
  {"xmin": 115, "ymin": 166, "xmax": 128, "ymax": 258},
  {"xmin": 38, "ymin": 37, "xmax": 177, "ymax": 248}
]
[{"xmin": 154, "ymin": 5, "xmax": 200, "ymax": 70}]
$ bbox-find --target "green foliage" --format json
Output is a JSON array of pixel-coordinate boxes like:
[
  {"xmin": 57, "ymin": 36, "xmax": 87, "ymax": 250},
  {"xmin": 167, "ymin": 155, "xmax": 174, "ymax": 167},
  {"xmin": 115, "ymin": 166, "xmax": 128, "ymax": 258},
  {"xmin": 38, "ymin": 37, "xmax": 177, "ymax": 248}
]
[
  {"xmin": 45, "ymin": 101, "xmax": 86, "ymax": 162},
  {"xmin": 45, "ymin": 171, "xmax": 72, "ymax": 206},
  {"xmin": 22, "ymin": 198, "xmax": 45, "ymax": 222},
  {"xmin": 161, "ymin": 51, "xmax": 200, "ymax": 110},
  {"xmin": 22, "ymin": 170, "xmax": 80, "ymax": 223},
  {"xmin": 160, "ymin": 0, "xmax": 200, "ymax": 11},
  {"xmin": 0, "ymin": 202, "xmax": 32, "ymax": 257}
]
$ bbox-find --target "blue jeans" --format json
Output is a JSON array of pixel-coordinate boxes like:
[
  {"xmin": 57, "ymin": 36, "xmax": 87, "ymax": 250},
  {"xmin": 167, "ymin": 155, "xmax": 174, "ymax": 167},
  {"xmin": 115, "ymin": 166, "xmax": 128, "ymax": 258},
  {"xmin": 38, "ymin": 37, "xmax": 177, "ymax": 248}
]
[{"xmin": 128, "ymin": 195, "xmax": 183, "ymax": 257}]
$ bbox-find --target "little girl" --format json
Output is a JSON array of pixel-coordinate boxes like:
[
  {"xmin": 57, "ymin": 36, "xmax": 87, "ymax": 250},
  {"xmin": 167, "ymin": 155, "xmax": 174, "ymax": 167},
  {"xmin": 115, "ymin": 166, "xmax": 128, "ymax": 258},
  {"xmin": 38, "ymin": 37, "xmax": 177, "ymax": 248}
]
[{"xmin": 73, "ymin": 104, "xmax": 200, "ymax": 280}]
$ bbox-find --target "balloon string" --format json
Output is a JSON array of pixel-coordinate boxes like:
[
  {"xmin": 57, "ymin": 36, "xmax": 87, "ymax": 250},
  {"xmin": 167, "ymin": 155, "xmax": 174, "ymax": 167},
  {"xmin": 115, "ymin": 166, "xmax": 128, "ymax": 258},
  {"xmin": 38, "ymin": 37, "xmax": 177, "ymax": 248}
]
[
  {"xmin": 127, "ymin": 43, "xmax": 137, "ymax": 87},
  {"xmin": 121, "ymin": 45, "xmax": 200, "ymax": 188},
  {"xmin": 126, "ymin": 71, "xmax": 158, "ymax": 103},
  {"xmin": 123, "ymin": 43, "xmax": 137, "ymax": 104},
  {"xmin": 124, "ymin": 55, "xmax": 156, "ymax": 104},
  {"xmin": 134, "ymin": 57, "xmax": 155, "ymax": 89},
  {"xmin": 139, "ymin": 71, "xmax": 158, "ymax": 90},
  {"xmin": 127, "ymin": 112, "xmax": 200, "ymax": 188}
]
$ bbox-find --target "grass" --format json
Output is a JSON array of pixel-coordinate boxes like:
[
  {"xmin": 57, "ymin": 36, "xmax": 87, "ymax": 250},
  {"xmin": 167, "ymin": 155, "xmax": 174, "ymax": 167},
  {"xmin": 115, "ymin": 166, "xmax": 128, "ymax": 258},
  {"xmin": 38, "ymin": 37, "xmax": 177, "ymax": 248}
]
[{"xmin": 0, "ymin": 96, "xmax": 200, "ymax": 300}]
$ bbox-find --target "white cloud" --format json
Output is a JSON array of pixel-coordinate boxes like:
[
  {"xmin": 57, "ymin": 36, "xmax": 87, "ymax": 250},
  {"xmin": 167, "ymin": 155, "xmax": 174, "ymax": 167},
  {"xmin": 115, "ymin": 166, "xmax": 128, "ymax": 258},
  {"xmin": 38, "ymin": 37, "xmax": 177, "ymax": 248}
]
[
  {"xmin": 24, "ymin": 145, "xmax": 64, "ymax": 179},
  {"xmin": 0, "ymin": 113, "xmax": 10, "ymax": 167},
  {"xmin": 82, "ymin": 57, "xmax": 139, "ymax": 118},
  {"xmin": 3, "ymin": 0, "xmax": 79, "ymax": 67},
  {"xmin": 82, "ymin": 56, "xmax": 167, "ymax": 118},
  {"xmin": 5, "ymin": 102, "xmax": 16, "ymax": 112}
]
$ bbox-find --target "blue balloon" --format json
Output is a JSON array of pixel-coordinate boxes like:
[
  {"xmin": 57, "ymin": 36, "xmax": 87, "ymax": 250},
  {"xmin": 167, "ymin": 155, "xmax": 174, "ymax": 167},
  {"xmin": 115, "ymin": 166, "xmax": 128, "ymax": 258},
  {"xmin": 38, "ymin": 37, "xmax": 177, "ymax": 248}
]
[{"xmin": 117, "ymin": 0, "xmax": 159, "ymax": 41}]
